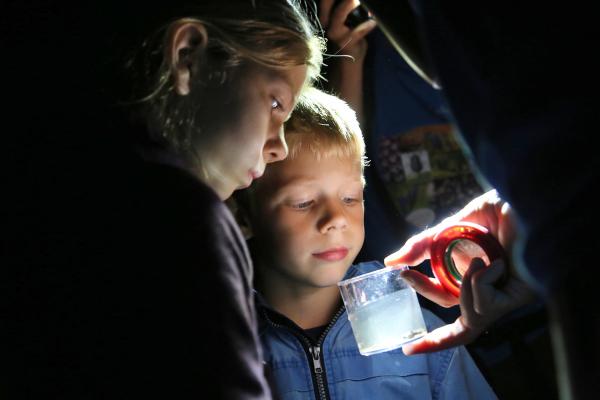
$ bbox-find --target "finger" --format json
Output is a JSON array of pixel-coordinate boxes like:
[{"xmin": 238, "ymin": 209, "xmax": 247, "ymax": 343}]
[
  {"xmin": 348, "ymin": 19, "xmax": 377, "ymax": 42},
  {"xmin": 400, "ymin": 269, "xmax": 458, "ymax": 307},
  {"xmin": 498, "ymin": 201, "xmax": 516, "ymax": 248},
  {"xmin": 475, "ymin": 257, "xmax": 506, "ymax": 285},
  {"xmin": 384, "ymin": 228, "xmax": 435, "ymax": 267},
  {"xmin": 402, "ymin": 318, "xmax": 479, "ymax": 355},
  {"xmin": 330, "ymin": 0, "xmax": 360, "ymax": 30},
  {"xmin": 471, "ymin": 258, "xmax": 506, "ymax": 314},
  {"xmin": 459, "ymin": 258, "xmax": 486, "ymax": 329},
  {"xmin": 318, "ymin": 0, "xmax": 337, "ymax": 29}
]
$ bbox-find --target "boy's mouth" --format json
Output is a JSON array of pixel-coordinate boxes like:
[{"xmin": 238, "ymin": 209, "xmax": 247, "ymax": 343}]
[{"xmin": 312, "ymin": 247, "xmax": 349, "ymax": 261}]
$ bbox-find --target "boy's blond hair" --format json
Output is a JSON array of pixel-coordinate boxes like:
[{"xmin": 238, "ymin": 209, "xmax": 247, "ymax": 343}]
[
  {"xmin": 231, "ymin": 87, "xmax": 367, "ymax": 236},
  {"xmin": 283, "ymin": 87, "xmax": 368, "ymax": 177}
]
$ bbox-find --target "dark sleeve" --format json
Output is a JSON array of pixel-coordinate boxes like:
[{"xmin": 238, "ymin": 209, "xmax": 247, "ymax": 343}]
[
  {"xmin": 130, "ymin": 167, "xmax": 272, "ymax": 399},
  {"xmin": 11, "ymin": 163, "xmax": 271, "ymax": 399},
  {"xmin": 201, "ymin": 197, "xmax": 273, "ymax": 399}
]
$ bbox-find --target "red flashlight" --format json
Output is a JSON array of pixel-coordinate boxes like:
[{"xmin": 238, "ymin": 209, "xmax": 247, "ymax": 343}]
[{"xmin": 429, "ymin": 222, "xmax": 507, "ymax": 297}]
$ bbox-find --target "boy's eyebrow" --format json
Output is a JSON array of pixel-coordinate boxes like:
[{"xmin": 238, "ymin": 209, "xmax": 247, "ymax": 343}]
[
  {"xmin": 272, "ymin": 176, "xmax": 364, "ymax": 193},
  {"xmin": 272, "ymin": 177, "xmax": 316, "ymax": 192}
]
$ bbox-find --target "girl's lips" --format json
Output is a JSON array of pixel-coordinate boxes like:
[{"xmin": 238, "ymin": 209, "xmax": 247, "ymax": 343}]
[
  {"xmin": 242, "ymin": 170, "xmax": 263, "ymax": 189},
  {"xmin": 312, "ymin": 247, "xmax": 349, "ymax": 261}
]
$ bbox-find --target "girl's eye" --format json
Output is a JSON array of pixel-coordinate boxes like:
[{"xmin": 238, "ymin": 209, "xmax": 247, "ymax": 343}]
[{"xmin": 271, "ymin": 99, "xmax": 282, "ymax": 110}]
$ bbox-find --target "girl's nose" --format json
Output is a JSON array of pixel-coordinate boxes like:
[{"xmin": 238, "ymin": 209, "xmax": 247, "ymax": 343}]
[{"xmin": 263, "ymin": 127, "xmax": 288, "ymax": 164}]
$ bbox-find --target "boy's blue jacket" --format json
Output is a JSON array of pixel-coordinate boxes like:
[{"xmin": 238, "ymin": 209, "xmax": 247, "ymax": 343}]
[{"xmin": 257, "ymin": 261, "xmax": 497, "ymax": 400}]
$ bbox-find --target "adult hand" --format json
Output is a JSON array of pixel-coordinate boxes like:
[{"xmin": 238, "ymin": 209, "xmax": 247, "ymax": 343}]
[
  {"xmin": 319, "ymin": 0, "xmax": 376, "ymax": 60},
  {"xmin": 384, "ymin": 190, "xmax": 536, "ymax": 354}
]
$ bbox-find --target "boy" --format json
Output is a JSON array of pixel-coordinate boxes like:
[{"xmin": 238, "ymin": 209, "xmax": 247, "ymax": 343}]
[{"xmin": 239, "ymin": 87, "xmax": 497, "ymax": 399}]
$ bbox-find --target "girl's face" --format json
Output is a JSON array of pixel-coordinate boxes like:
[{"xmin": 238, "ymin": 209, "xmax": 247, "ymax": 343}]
[{"xmin": 202, "ymin": 65, "xmax": 308, "ymax": 200}]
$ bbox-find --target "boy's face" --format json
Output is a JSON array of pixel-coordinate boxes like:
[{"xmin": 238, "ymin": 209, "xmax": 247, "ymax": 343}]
[{"xmin": 253, "ymin": 147, "xmax": 365, "ymax": 289}]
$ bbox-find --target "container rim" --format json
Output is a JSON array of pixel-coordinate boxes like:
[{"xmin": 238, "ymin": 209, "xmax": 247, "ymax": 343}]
[{"xmin": 337, "ymin": 265, "xmax": 409, "ymax": 287}]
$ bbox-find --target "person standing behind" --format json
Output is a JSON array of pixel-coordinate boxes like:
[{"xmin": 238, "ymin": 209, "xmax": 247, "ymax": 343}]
[{"xmin": 359, "ymin": 2, "xmax": 598, "ymax": 398}]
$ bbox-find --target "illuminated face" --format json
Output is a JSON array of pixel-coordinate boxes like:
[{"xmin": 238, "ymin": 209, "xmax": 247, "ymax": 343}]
[
  {"xmin": 253, "ymin": 149, "xmax": 365, "ymax": 289},
  {"xmin": 203, "ymin": 65, "xmax": 308, "ymax": 200}
]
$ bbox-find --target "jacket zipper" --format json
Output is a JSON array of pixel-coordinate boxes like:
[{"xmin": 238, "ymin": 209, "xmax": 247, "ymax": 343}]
[
  {"xmin": 309, "ymin": 346, "xmax": 326, "ymax": 399},
  {"xmin": 262, "ymin": 306, "xmax": 346, "ymax": 400},
  {"xmin": 311, "ymin": 307, "xmax": 346, "ymax": 400}
]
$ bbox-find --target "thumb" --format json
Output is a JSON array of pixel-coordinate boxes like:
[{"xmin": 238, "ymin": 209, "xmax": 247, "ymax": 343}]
[
  {"xmin": 384, "ymin": 229, "xmax": 434, "ymax": 267},
  {"xmin": 349, "ymin": 19, "xmax": 377, "ymax": 42}
]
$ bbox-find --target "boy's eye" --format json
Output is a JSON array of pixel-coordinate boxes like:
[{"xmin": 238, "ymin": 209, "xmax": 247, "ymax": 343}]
[
  {"xmin": 271, "ymin": 98, "xmax": 282, "ymax": 110},
  {"xmin": 343, "ymin": 197, "xmax": 361, "ymax": 205},
  {"xmin": 291, "ymin": 200, "xmax": 313, "ymax": 210}
]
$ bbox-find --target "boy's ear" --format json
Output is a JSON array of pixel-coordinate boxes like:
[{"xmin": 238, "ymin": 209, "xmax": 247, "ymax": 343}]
[{"xmin": 166, "ymin": 19, "xmax": 208, "ymax": 95}]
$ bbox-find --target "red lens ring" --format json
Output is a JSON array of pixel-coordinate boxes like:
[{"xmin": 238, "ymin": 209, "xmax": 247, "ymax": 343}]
[{"xmin": 430, "ymin": 222, "xmax": 506, "ymax": 297}]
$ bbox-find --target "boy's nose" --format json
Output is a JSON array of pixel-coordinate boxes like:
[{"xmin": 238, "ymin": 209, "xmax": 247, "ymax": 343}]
[
  {"xmin": 263, "ymin": 127, "xmax": 288, "ymax": 164},
  {"xmin": 318, "ymin": 202, "xmax": 348, "ymax": 233}
]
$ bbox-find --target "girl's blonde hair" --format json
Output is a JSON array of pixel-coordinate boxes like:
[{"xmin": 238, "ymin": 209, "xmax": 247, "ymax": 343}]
[{"xmin": 130, "ymin": 0, "xmax": 325, "ymax": 163}]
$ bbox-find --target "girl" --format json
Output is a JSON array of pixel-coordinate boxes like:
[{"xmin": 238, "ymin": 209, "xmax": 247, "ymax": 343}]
[
  {"xmin": 115, "ymin": 2, "xmax": 324, "ymax": 398},
  {"xmin": 11, "ymin": 1, "xmax": 324, "ymax": 399}
]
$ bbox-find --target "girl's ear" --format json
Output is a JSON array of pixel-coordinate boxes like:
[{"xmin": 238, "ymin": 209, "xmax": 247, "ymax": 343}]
[{"xmin": 166, "ymin": 20, "xmax": 208, "ymax": 95}]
